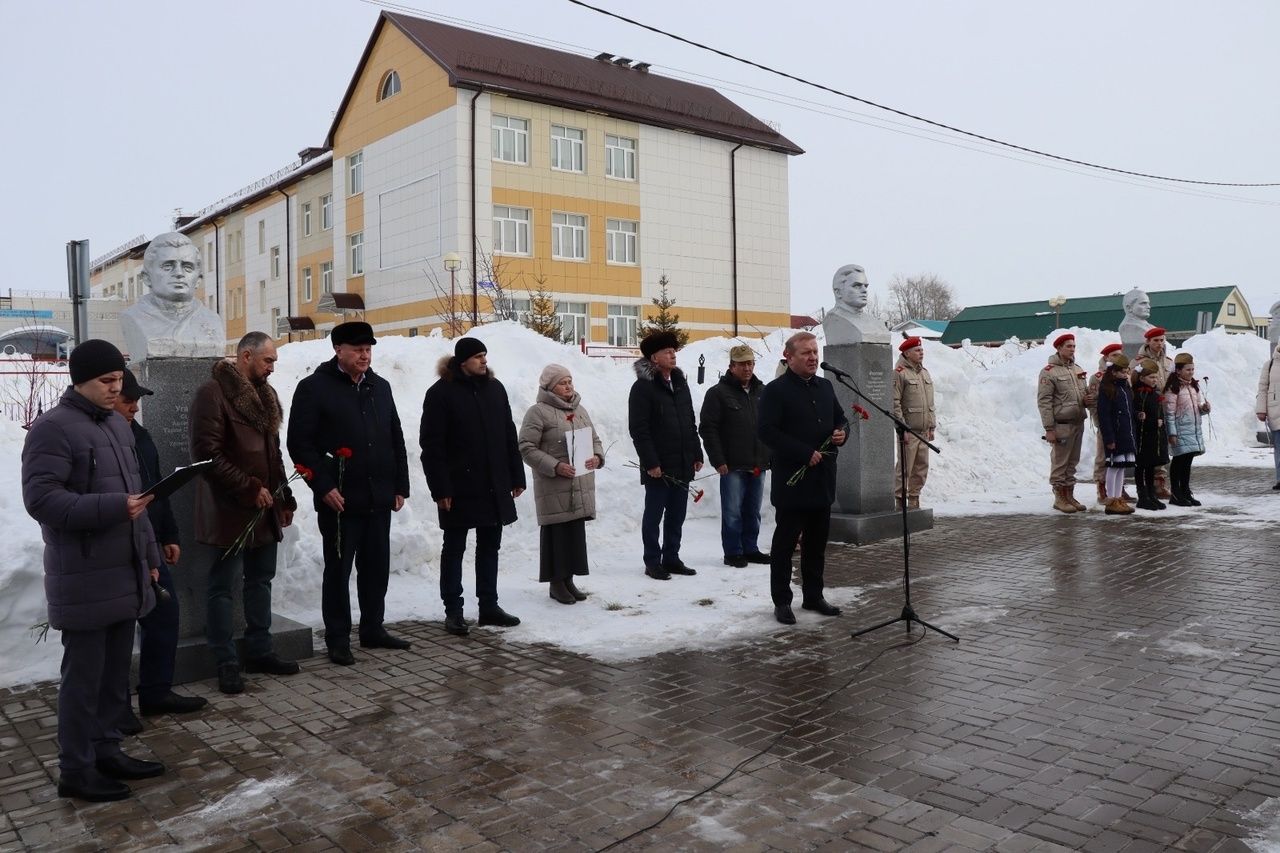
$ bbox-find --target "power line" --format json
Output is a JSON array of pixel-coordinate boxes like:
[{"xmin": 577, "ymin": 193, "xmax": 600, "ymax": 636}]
[{"xmin": 564, "ymin": 0, "xmax": 1280, "ymax": 188}]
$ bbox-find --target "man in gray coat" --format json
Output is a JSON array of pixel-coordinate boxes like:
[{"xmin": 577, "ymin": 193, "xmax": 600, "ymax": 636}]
[{"xmin": 21, "ymin": 340, "xmax": 166, "ymax": 802}]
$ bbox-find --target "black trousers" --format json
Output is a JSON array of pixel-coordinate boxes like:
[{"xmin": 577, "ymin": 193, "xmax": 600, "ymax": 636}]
[
  {"xmin": 769, "ymin": 508, "xmax": 831, "ymax": 606},
  {"xmin": 1169, "ymin": 453, "xmax": 1195, "ymax": 497},
  {"xmin": 318, "ymin": 508, "xmax": 392, "ymax": 649},
  {"xmin": 59, "ymin": 620, "xmax": 134, "ymax": 771},
  {"xmin": 136, "ymin": 563, "xmax": 178, "ymax": 705}
]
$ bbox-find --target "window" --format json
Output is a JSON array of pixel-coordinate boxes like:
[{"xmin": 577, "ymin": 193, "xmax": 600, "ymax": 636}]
[
  {"xmin": 605, "ymin": 134, "xmax": 637, "ymax": 180},
  {"xmin": 491, "ymin": 115, "xmax": 529, "ymax": 164},
  {"xmin": 271, "ymin": 307, "xmax": 281, "ymax": 333},
  {"xmin": 551, "ymin": 125, "xmax": 585, "ymax": 172},
  {"xmin": 258, "ymin": 221, "xmax": 266, "ymax": 254},
  {"xmin": 258, "ymin": 280, "xmax": 267, "ymax": 313},
  {"xmin": 492, "ymin": 205, "xmax": 531, "ymax": 255},
  {"xmin": 349, "ymin": 232, "xmax": 364, "ymax": 276},
  {"xmin": 379, "ymin": 70, "xmax": 401, "ymax": 100},
  {"xmin": 408, "ymin": 326, "xmax": 418, "ymax": 337},
  {"xmin": 607, "ymin": 303, "xmax": 640, "ymax": 347},
  {"xmin": 557, "ymin": 301, "xmax": 589, "ymax": 345},
  {"xmin": 1227, "ymin": 303, "xmax": 1237, "ymax": 316},
  {"xmin": 321, "ymin": 261, "xmax": 333, "ymax": 294},
  {"xmin": 551, "ymin": 213, "xmax": 587, "ymax": 260},
  {"xmin": 321, "ymin": 194, "xmax": 333, "ymax": 230},
  {"xmin": 303, "ymin": 267, "xmax": 313, "ymax": 302},
  {"xmin": 205, "ymin": 241, "xmax": 214, "ymax": 270},
  {"xmin": 606, "ymin": 219, "xmax": 638, "ymax": 265},
  {"xmin": 507, "ymin": 297, "xmax": 531, "ymax": 323},
  {"xmin": 348, "ymin": 152, "xmax": 363, "ymax": 196},
  {"xmin": 270, "ymin": 246, "xmax": 280, "ymax": 279},
  {"xmin": 127, "ymin": 276, "xmax": 135, "ymax": 300},
  {"xmin": 302, "ymin": 203, "xmax": 312, "ymax": 237}
]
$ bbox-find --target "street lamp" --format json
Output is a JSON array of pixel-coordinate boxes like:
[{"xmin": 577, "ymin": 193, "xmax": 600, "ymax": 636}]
[
  {"xmin": 442, "ymin": 251, "xmax": 461, "ymax": 337},
  {"xmin": 1048, "ymin": 295, "xmax": 1067, "ymax": 329}
]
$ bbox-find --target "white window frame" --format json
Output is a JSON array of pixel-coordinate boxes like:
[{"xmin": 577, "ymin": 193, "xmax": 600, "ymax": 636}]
[
  {"xmin": 607, "ymin": 303, "xmax": 640, "ymax": 347},
  {"xmin": 379, "ymin": 70, "xmax": 401, "ymax": 100},
  {"xmin": 321, "ymin": 261, "xmax": 333, "ymax": 294},
  {"xmin": 270, "ymin": 246, "xmax": 280, "ymax": 279},
  {"xmin": 491, "ymin": 115, "xmax": 529, "ymax": 165},
  {"xmin": 492, "ymin": 205, "xmax": 531, "ymax": 256},
  {"xmin": 349, "ymin": 232, "xmax": 364, "ymax": 276},
  {"xmin": 348, "ymin": 152, "xmax": 364, "ymax": 196},
  {"xmin": 551, "ymin": 212, "xmax": 587, "ymax": 261},
  {"xmin": 557, "ymin": 301, "xmax": 589, "ymax": 345},
  {"xmin": 606, "ymin": 219, "xmax": 638, "ymax": 265},
  {"xmin": 1227, "ymin": 303, "xmax": 1237, "ymax": 316},
  {"xmin": 605, "ymin": 134, "xmax": 637, "ymax": 180},
  {"xmin": 550, "ymin": 125, "xmax": 585, "ymax": 173},
  {"xmin": 321, "ymin": 194, "xmax": 333, "ymax": 230},
  {"xmin": 258, "ymin": 221, "xmax": 266, "ymax": 254},
  {"xmin": 508, "ymin": 297, "xmax": 531, "ymax": 323},
  {"xmin": 302, "ymin": 203, "xmax": 312, "ymax": 237},
  {"xmin": 258, "ymin": 280, "xmax": 267, "ymax": 313},
  {"xmin": 303, "ymin": 267, "xmax": 313, "ymax": 302}
]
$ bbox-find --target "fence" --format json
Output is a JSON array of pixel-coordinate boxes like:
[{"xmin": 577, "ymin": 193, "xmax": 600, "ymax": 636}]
[{"xmin": 0, "ymin": 360, "xmax": 69, "ymax": 427}]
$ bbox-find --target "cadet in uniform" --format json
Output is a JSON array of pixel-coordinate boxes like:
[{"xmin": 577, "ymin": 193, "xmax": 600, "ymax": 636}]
[
  {"xmin": 891, "ymin": 337, "xmax": 936, "ymax": 509},
  {"xmin": 1037, "ymin": 333, "xmax": 1094, "ymax": 513}
]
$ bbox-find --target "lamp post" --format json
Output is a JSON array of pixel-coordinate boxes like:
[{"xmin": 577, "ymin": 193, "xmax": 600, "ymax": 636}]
[
  {"xmin": 1048, "ymin": 295, "xmax": 1067, "ymax": 329},
  {"xmin": 442, "ymin": 251, "xmax": 461, "ymax": 337}
]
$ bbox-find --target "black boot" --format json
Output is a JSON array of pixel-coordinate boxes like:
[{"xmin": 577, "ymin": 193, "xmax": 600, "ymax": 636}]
[
  {"xmin": 57, "ymin": 768, "xmax": 130, "ymax": 802},
  {"xmin": 564, "ymin": 577, "xmax": 588, "ymax": 601},
  {"xmin": 548, "ymin": 580, "xmax": 576, "ymax": 605}
]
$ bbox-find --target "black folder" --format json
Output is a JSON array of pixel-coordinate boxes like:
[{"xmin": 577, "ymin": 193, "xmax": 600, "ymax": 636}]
[{"xmin": 141, "ymin": 459, "xmax": 214, "ymax": 500}]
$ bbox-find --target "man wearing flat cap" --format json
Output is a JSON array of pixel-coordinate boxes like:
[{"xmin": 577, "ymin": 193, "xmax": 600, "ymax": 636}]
[
  {"xmin": 288, "ymin": 321, "xmax": 411, "ymax": 664},
  {"xmin": 1037, "ymin": 333, "xmax": 1094, "ymax": 513},
  {"xmin": 22, "ymin": 339, "xmax": 165, "ymax": 801},
  {"xmin": 891, "ymin": 337, "xmax": 936, "ymax": 509},
  {"xmin": 629, "ymin": 331, "xmax": 704, "ymax": 579},
  {"xmin": 699, "ymin": 344, "xmax": 769, "ymax": 568},
  {"xmin": 113, "ymin": 371, "xmax": 207, "ymax": 724},
  {"xmin": 421, "ymin": 336, "xmax": 526, "ymax": 636}
]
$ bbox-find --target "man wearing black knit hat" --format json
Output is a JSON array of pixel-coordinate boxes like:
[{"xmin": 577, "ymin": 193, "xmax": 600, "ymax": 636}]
[{"xmin": 420, "ymin": 336, "xmax": 526, "ymax": 636}]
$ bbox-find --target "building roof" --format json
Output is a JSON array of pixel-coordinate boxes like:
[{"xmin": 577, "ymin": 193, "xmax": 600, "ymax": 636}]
[
  {"xmin": 325, "ymin": 12, "xmax": 803, "ymax": 155},
  {"xmin": 940, "ymin": 286, "xmax": 1249, "ymax": 345}
]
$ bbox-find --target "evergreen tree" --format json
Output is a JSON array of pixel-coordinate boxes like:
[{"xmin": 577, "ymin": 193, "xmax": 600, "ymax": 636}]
[
  {"xmin": 524, "ymin": 283, "xmax": 562, "ymax": 341},
  {"xmin": 638, "ymin": 274, "xmax": 689, "ymax": 346}
]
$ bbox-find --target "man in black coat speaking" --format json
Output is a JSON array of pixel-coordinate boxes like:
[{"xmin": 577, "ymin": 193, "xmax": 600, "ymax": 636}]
[
  {"xmin": 420, "ymin": 337, "xmax": 526, "ymax": 637},
  {"xmin": 288, "ymin": 321, "xmax": 411, "ymax": 665},
  {"xmin": 758, "ymin": 332, "xmax": 848, "ymax": 625}
]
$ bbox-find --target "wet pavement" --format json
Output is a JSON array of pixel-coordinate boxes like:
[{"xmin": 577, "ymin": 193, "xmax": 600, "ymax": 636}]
[{"xmin": 2, "ymin": 466, "xmax": 1278, "ymax": 852}]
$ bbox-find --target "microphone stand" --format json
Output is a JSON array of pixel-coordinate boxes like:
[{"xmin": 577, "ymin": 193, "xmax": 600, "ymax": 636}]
[{"xmin": 823, "ymin": 364, "xmax": 958, "ymax": 643}]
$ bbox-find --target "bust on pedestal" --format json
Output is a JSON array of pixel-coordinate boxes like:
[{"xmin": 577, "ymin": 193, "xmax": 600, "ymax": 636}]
[
  {"xmin": 822, "ymin": 264, "xmax": 932, "ymax": 543},
  {"xmin": 1118, "ymin": 288, "xmax": 1154, "ymax": 359}
]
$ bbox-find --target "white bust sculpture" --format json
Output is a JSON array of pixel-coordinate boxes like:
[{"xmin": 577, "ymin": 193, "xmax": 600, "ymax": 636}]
[
  {"xmin": 120, "ymin": 232, "xmax": 226, "ymax": 361},
  {"xmin": 1118, "ymin": 287, "xmax": 1154, "ymax": 358},
  {"xmin": 823, "ymin": 263, "xmax": 889, "ymax": 344}
]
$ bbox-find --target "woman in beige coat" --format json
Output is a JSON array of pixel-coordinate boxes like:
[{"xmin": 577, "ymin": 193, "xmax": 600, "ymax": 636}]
[
  {"xmin": 1257, "ymin": 342, "xmax": 1280, "ymax": 489},
  {"xmin": 518, "ymin": 364, "xmax": 605, "ymax": 604}
]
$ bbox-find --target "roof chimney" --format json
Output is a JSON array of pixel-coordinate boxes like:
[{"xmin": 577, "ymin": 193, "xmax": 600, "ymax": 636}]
[
  {"xmin": 633, "ymin": 62, "xmax": 651, "ymax": 73},
  {"xmin": 594, "ymin": 52, "xmax": 614, "ymax": 62},
  {"xmin": 612, "ymin": 57, "xmax": 633, "ymax": 67}
]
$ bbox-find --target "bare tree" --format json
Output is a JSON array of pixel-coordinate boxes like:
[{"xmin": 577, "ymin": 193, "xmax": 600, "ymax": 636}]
[
  {"xmin": 422, "ymin": 245, "xmax": 526, "ymax": 336},
  {"xmin": 885, "ymin": 273, "xmax": 961, "ymax": 326}
]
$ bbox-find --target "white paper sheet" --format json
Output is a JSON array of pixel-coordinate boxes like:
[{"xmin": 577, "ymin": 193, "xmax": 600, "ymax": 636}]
[{"xmin": 568, "ymin": 426, "xmax": 595, "ymax": 477}]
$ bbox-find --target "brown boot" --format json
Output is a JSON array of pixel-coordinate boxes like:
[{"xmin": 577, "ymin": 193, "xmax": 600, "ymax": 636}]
[
  {"xmin": 1067, "ymin": 484, "xmax": 1088, "ymax": 512},
  {"xmin": 1121, "ymin": 488, "xmax": 1136, "ymax": 503},
  {"xmin": 1096, "ymin": 482, "xmax": 1108, "ymax": 504},
  {"xmin": 895, "ymin": 497, "xmax": 905, "ymax": 510},
  {"xmin": 1155, "ymin": 473, "xmax": 1172, "ymax": 500},
  {"xmin": 1052, "ymin": 487, "xmax": 1077, "ymax": 513},
  {"xmin": 1104, "ymin": 497, "xmax": 1134, "ymax": 515},
  {"xmin": 907, "ymin": 496, "xmax": 920, "ymax": 509}
]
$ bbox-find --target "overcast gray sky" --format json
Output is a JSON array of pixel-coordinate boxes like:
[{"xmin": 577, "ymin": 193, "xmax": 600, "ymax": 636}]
[{"xmin": 5, "ymin": 0, "xmax": 1278, "ymax": 321}]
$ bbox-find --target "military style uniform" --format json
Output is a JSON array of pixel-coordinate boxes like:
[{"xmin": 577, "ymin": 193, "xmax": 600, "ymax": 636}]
[
  {"xmin": 1137, "ymin": 343, "xmax": 1175, "ymax": 497},
  {"xmin": 892, "ymin": 356, "xmax": 936, "ymax": 505},
  {"xmin": 1037, "ymin": 353, "xmax": 1090, "ymax": 510},
  {"xmin": 1086, "ymin": 361, "xmax": 1112, "ymax": 499}
]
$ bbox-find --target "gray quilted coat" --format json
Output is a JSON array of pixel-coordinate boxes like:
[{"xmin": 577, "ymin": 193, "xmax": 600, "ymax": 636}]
[{"xmin": 518, "ymin": 389, "xmax": 605, "ymax": 525}]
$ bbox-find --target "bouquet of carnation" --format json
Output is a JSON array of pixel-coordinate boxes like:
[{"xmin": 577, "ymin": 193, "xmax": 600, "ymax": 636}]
[
  {"xmin": 787, "ymin": 404, "xmax": 865, "ymax": 486},
  {"xmin": 224, "ymin": 463, "xmax": 313, "ymax": 557},
  {"xmin": 328, "ymin": 447, "xmax": 353, "ymax": 558},
  {"xmin": 625, "ymin": 461, "xmax": 704, "ymax": 503}
]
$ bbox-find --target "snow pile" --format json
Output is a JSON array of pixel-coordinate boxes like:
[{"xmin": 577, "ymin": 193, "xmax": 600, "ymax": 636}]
[{"xmin": 0, "ymin": 323, "xmax": 1272, "ymax": 687}]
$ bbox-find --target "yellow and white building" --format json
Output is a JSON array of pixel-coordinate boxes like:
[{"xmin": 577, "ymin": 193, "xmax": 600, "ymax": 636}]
[{"xmin": 92, "ymin": 11, "xmax": 802, "ymax": 349}]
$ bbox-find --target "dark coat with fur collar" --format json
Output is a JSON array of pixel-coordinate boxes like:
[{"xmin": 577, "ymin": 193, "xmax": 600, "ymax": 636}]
[
  {"xmin": 189, "ymin": 360, "xmax": 296, "ymax": 548},
  {"xmin": 420, "ymin": 356, "xmax": 525, "ymax": 529},
  {"xmin": 628, "ymin": 358, "xmax": 702, "ymax": 484}
]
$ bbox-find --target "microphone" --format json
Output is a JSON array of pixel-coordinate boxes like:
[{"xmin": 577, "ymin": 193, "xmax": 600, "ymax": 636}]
[{"xmin": 820, "ymin": 361, "xmax": 851, "ymax": 379}]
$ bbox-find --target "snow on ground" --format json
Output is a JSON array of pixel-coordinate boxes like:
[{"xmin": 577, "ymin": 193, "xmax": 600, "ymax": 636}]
[
  {"xmin": 0, "ymin": 323, "xmax": 1274, "ymax": 687},
  {"xmin": 1242, "ymin": 797, "xmax": 1280, "ymax": 853}
]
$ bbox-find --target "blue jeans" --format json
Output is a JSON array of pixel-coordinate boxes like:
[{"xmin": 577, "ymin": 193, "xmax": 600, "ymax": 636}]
[
  {"xmin": 719, "ymin": 470, "xmax": 763, "ymax": 557},
  {"xmin": 642, "ymin": 480, "xmax": 688, "ymax": 567},
  {"xmin": 1272, "ymin": 430, "xmax": 1280, "ymax": 481},
  {"xmin": 207, "ymin": 542, "xmax": 278, "ymax": 665}
]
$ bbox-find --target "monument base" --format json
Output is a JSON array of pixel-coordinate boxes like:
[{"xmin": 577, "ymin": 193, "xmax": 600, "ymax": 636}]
[
  {"xmin": 828, "ymin": 508, "xmax": 933, "ymax": 545},
  {"xmin": 133, "ymin": 615, "xmax": 316, "ymax": 685}
]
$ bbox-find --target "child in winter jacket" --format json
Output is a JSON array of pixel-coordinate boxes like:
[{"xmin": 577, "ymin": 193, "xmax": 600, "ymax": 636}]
[
  {"xmin": 1131, "ymin": 357, "xmax": 1169, "ymax": 510},
  {"xmin": 1095, "ymin": 355, "xmax": 1136, "ymax": 515},
  {"xmin": 1163, "ymin": 352, "xmax": 1210, "ymax": 506}
]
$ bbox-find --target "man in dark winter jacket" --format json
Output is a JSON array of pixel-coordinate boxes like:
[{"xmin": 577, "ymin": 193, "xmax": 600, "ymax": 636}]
[
  {"xmin": 288, "ymin": 321, "xmax": 411, "ymax": 665},
  {"xmin": 190, "ymin": 331, "xmax": 300, "ymax": 694},
  {"xmin": 629, "ymin": 331, "xmax": 704, "ymax": 580},
  {"xmin": 113, "ymin": 370, "xmax": 208, "ymax": 722},
  {"xmin": 420, "ymin": 337, "xmax": 526, "ymax": 636},
  {"xmin": 699, "ymin": 344, "xmax": 769, "ymax": 568},
  {"xmin": 758, "ymin": 332, "xmax": 847, "ymax": 625},
  {"xmin": 22, "ymin": 339, "xmax": 166, "ymax": 802}
]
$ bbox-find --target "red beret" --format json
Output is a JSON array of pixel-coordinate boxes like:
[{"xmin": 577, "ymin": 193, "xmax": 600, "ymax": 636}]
[
  {"xmin": 1100, "ymin": 343, "xmax": 1123, "ymax": 356},
  {"xmin": 899, "ymin": 336, "xmax": 922, "ymax": 352},
  {"xmin": 1052, "ymin": 333, "xmax": 1075, "ymax": 348},
  {"xmin": 1144, "ymin": 327, "xmax": 1166, "ymax": 339}
]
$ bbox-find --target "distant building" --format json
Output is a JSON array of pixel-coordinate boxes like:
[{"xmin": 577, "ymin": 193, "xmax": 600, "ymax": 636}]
[
  {"xmin": 940, "ymin": 286, "xmax": 1255, "ymax": 347},
  {"xmin": 889, "ymin": 318, "xmax": 948, "ymax": 340},
  {"xmin": 91, "ymin": 11, "xmax": 802, "ymax": 347}
]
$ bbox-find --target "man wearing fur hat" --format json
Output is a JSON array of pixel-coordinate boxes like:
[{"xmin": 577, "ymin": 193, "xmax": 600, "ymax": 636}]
[
  {"xmin": 288, "ymin": 321, "xmax": 411, "ymax": 665},
  {"xmin": 1137, "ymin": 327, "xmax": 1175, "ymax": 499},
  {"xmin": 699, "ymin": 344, "xmax": 769, "ymax": 568},
  {"xmin": 1037, "ymin": 333, "xmax": 1094, "ymax": 513},
  {"xmin": 1087, "ymin": 343, "xmax": 1132, "ymax": 505},
  {"xmin": 629, "ymin": 331, "xmax": 704, "ymax": 579},
  {"xmin": 190, "ymin": 331, "xmax": 300, "ymax": 694},
  {"xmin": 891, "ymin": 337, "xmax": 935, "ymax": 509},
  {"xmin": 421, "ymin": 337, "xmax": 526, "ymax": 636}
]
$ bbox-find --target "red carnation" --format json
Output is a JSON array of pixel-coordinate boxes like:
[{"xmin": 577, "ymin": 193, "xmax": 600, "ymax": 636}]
[
  {"xmin": 851, "ymin": 404, "xmax": 870, "ymax": 421},
  {"xmin": 693, "ymin": 489, "xmax": 704, "ymax": 503},
  {"xmin": 294, "ymin": 463, "xmax": 314, "ymax": 480},
  {"xmin": 566, "ymin": 413, "xmax": 575, "ymax": 423},
  {"xmin": 335, "ymin": 447, "xmax": 353, "ymax": 459},
  {"xmin": 752, "ymin": 466, "xmax": 762, "ymax": 477}
]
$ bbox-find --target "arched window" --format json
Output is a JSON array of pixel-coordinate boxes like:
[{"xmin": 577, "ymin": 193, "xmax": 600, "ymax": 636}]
[{"xmin": 379, "ymin": 70, "xmax": 401, "ymax": 101}]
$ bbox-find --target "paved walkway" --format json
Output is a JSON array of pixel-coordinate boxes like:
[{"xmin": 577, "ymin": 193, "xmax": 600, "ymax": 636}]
[{"xmin": 2, "ymin": 467, "xmax": 1277, "ymax": 852}]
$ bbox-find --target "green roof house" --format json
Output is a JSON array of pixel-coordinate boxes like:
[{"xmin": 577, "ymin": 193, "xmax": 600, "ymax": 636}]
[{"xmin": 940, "ymin": 286, "xmax": 1255, "ymax": 346}]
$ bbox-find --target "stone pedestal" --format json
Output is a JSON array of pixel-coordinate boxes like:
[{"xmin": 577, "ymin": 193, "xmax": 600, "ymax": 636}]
[
  {"xmin": 134, "ymin": 357, "xmax": 313, "ymax": 683},
  {"xmin": 823, "ymin": 343, "xmax": 934, "ymax": 544}
]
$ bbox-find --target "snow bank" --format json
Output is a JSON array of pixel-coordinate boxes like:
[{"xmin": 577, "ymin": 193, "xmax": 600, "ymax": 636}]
[{"xmin": 0, "ymin": 323, "xmax": 1271, "ymax": 687}]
